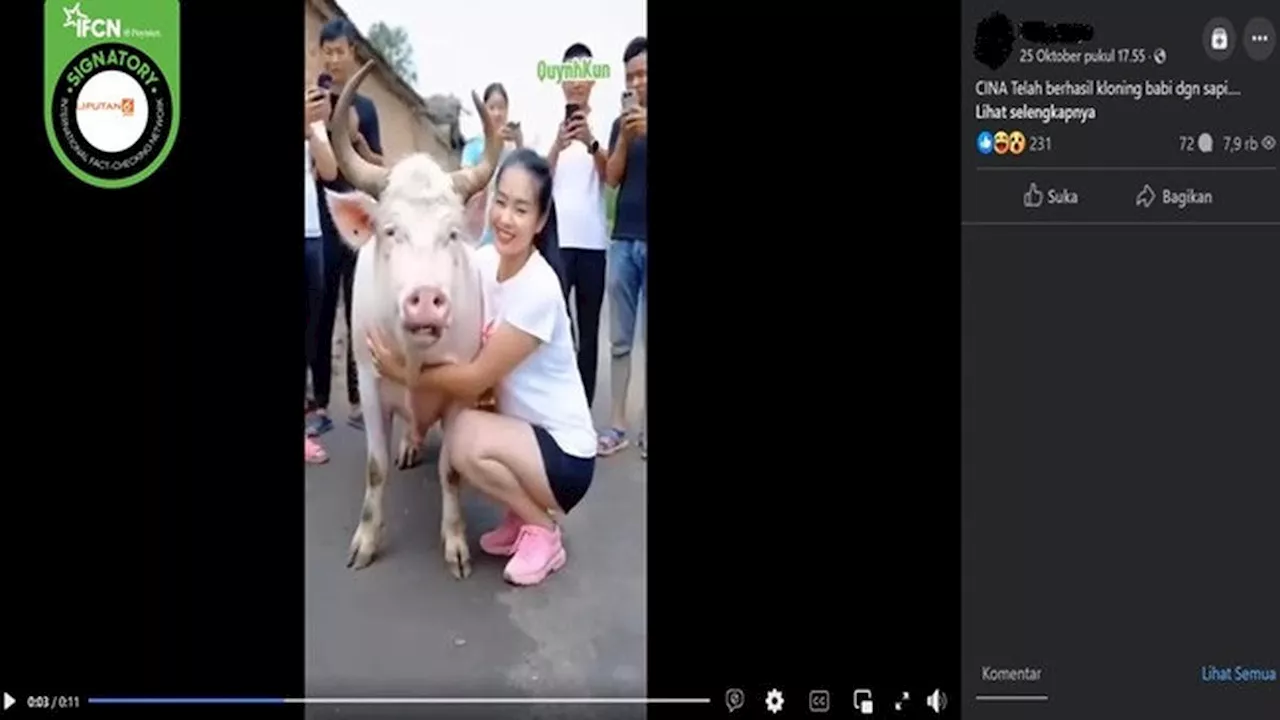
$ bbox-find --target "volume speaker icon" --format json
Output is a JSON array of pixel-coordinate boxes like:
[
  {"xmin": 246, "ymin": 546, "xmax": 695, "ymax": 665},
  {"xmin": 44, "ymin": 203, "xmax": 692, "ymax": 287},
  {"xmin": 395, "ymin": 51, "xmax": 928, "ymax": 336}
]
[{"xmin": 926, "ymin": 689, "xmax": 948, "ymax": 714}]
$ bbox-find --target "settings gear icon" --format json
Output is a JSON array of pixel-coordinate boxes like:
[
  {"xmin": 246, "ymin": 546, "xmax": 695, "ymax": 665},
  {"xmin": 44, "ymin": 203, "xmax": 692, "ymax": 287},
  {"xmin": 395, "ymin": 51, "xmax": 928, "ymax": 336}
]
[{"xmin": 765, "ymin": 688, "xmax": 784, "ymax": 713}]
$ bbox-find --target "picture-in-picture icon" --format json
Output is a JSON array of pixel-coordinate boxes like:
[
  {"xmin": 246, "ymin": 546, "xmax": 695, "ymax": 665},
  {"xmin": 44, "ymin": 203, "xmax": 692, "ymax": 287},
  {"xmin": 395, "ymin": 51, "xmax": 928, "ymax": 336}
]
[{"xmin": 854, "ymin": 689, "xmax": 874, "ymax": 715}]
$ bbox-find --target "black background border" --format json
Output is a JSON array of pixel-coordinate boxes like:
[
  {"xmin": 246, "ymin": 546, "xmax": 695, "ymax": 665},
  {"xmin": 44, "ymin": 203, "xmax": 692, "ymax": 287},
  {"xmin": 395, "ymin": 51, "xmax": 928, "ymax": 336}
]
[{"xmin": 5, "ymin": 1, "xmax": 959, "ymax": 717}]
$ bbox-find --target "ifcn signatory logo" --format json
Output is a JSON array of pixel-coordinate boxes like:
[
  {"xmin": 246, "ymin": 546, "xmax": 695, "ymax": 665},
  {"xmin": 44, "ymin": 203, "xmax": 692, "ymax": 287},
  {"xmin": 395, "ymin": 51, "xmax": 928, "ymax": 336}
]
[{"xmin": 45, "ymin": 0, "xmax": 181, "ymax": 189}]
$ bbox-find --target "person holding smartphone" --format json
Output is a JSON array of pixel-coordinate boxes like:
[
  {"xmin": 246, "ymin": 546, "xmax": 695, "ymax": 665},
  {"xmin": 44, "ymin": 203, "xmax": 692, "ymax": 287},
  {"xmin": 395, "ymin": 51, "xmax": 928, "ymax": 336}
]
[
  {"xmin": 547, "ymin": 43, "xmax": 610, "ymax": 409},
  {"xmin": 599, "ymin": 36, "xmax": 648, "ymax": 459},
  {"xmin": 304, "ymin": 83, "xmax": 339, "ymax": 463},
  {"xmin": 461, "ymin": 83, "xmax": 523, "ymax": 247},
  {"xmin": 308, "ymin": 18, "xmax": 385, "ymax": 436}
]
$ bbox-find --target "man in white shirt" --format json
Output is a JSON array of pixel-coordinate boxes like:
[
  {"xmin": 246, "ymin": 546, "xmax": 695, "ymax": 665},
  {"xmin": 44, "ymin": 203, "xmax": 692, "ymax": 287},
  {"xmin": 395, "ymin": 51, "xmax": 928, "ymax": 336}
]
[
  {"xmin": 547, "ymin": 42, "xmax": 610, "ymax": 408},
  {"xmin": 305, "ymin": 85, "xmax": 338, "ymax": 463}
]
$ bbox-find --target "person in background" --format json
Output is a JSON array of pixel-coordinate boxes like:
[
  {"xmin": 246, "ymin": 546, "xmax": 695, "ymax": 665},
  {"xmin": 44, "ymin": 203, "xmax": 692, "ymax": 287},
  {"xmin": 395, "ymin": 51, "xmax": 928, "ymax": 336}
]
[
  {"xmin": 599, "ymin": 36, "xmax": 648, "ymax": 459},
  {"xmin": 305, "ymin": 82, "xmax": 339, "ymax": 464},
  {"xmin": 309, "ymin": 17, "xmax": 384, "ymax": 436},
  {"xmin": 461, "ymin": 83, "xmax": 522, "ymax": 246},
  {"xmin": 367, "ymin": 150, "xmax": 596, "ymax": 587},
  {"xmin": 548, "ymin": 42, "xmax": 609, "ymax": 408}
]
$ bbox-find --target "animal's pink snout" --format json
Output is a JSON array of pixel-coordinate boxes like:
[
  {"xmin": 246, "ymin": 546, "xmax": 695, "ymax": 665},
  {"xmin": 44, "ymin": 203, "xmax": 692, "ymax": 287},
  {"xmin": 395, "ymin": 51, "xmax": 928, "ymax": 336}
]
[{"xmin": 402, "ymin": 285, "xmax": 450, "ymax": 337}]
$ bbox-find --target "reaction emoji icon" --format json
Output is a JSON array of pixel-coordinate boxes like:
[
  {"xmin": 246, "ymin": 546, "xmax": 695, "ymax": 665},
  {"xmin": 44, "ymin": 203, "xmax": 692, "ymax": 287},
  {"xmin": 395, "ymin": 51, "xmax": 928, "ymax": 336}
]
[
  {"xmin": 993, "ymin": 130, "xmax": 1010, "ymax": 155},
  {"xmin": 977, "ymin": 130, "xmax": 994, "ymax": 155},
  {"xmin": 1008, "ymin": 130, "xmax": 1026, "ymax": 155}
]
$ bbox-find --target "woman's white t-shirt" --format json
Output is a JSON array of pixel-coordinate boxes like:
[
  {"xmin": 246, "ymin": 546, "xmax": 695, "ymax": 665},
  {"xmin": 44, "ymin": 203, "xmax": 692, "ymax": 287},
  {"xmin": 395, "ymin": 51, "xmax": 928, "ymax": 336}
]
[
  {"xmin": 304, "ymin": 141, "xmax": 322, "ymax": 238},
  {"xmin": 475, "ymin": 244, "xmax": 597, "ymax": 459}
]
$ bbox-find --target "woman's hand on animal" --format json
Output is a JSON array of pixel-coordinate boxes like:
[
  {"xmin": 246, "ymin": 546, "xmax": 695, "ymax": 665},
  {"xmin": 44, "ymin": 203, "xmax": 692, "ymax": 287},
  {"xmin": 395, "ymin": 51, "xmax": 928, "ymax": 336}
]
[
  {"xmin": 366, "ymin": 330, "xmax": 408, "ymax": 384},
  {"xmin": 622, "ymin": 105, "xmax": 646, "ymax": 138}
]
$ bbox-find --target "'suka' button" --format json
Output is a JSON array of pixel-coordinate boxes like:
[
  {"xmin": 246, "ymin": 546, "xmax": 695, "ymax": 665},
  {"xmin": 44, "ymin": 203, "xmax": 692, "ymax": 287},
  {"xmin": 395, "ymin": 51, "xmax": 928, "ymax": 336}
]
[{"xmin": 1023, "ymin": 182, "xmax": 1080, "ymax": 209}]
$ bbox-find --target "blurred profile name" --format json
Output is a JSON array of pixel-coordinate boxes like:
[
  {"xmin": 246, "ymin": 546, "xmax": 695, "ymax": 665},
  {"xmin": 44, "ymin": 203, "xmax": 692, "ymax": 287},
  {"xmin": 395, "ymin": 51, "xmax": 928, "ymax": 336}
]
[
  {"xmin": 1200, "ymin": 665, "xmax": 1277, "ymax": 683},
  {"xmin": 1019, "ymin": 20, "xmax": 1094, "ymax": 45},
  {"xmin": 536, "ymin": 59, "xmax": 611, "ymax": 83},
  {"xmin": 974, "ymin": 11, "xmax": 1094, "ymax": 70}
]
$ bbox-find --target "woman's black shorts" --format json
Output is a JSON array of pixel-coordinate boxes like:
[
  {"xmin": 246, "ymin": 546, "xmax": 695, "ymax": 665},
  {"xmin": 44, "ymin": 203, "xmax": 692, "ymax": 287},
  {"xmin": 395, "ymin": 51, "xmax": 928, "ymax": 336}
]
[{"xmin": 532, "ymin": 425, "xmax": 595, "ymax": 513}]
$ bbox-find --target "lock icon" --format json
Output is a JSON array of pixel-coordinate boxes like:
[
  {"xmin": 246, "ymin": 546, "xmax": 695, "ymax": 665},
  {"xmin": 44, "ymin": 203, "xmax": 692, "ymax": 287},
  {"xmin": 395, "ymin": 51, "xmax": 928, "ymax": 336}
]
[{"xmin": 1211, "ymin": 26, "xmax": 1229, "ymax": 50}]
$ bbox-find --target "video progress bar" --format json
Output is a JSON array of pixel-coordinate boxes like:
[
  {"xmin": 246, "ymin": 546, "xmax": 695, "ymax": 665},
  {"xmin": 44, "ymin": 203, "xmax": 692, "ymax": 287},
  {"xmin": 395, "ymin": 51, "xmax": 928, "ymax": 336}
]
[
  {"xmin": 975, "ymin": 694, "xmax": 1050, "ymax": 702},
  {"xmin": 87, "ymin": 697, "xmax": 711, "ymax": 706},
  {"xmin": 961, "ymin": 221, "xmax": 1280, "ymax": 227},
  {"xmin": 975, "ymin": 166, "xmax": 1277, "ymax": 172}
]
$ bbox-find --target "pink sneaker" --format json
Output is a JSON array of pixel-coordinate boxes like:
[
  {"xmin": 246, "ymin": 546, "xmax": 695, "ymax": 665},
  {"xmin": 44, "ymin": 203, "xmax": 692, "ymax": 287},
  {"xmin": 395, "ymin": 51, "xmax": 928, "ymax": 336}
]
[
  {"xmin": 503, "ymin": 525, "xmax": 566, "ymax": 586},
  {"xmin": 305, "ymin": 437, "xmax": 328, "ymax": 464},
  {"xmin": 479, "ymin": 510, "xmax": 524, "ymax": 556}
]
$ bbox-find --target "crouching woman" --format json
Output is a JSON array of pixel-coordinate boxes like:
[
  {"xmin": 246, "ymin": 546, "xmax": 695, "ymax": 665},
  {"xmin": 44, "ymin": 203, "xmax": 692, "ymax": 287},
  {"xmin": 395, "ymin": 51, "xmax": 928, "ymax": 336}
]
[{"xmin": 367, "ymin": 148, "xmax": 595, "ymax": 586}]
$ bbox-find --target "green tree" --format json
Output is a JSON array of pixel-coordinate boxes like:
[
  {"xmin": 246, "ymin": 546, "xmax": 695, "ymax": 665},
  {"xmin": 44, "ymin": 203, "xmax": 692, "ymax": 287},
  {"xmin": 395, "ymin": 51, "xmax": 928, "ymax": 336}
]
[{"xmin": 365, "ymin": 21, "xmax": 417, "ymax": 85}]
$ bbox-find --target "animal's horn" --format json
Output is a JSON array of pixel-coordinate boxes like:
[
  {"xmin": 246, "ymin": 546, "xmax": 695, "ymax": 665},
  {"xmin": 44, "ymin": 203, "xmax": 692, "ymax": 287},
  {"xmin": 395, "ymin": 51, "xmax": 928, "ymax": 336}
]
[
  {"xmin": 329, "ymin": 60, "xmax": 389, "ymax": 196},
  {"xmin": 450, "ymin": 90, "xmax": 501, "ymax": 200}
]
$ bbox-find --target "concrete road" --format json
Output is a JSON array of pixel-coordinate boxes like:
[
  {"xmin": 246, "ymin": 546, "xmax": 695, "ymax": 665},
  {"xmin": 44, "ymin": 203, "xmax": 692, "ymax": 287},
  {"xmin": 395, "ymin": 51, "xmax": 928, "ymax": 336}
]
[{"xmin": 305, "ymin": 297, "xmax": 646, "ymax": 719}]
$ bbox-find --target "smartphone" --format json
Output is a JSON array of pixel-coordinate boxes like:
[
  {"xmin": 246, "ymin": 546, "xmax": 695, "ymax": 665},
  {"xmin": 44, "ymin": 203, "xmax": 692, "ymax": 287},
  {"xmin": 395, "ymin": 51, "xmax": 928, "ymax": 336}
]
[
  {"xmin": 317, "ymin": 72, "xmax": 333, "ymax": 90},
  {"xmin": 621, "ymin": 90, "xmax": 638, "ymax": 112},
  {"xmin": 564, "ymin": 103, "xmax": 581, "ymax": 122}
]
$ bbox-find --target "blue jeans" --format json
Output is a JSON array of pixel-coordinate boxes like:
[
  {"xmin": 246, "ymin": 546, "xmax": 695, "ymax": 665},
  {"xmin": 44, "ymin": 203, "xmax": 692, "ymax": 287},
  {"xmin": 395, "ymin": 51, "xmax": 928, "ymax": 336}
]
[{"xmin": 607, "ymin": 239, "xmax": 646, "ymax": 357}]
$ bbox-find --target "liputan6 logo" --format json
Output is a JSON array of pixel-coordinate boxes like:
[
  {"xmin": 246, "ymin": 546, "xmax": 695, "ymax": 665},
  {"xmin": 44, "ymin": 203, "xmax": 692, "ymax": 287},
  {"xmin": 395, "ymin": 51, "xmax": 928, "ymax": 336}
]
[{"xmin": 77, "ymin": 97, "xmax": 135, "ymax": 116}]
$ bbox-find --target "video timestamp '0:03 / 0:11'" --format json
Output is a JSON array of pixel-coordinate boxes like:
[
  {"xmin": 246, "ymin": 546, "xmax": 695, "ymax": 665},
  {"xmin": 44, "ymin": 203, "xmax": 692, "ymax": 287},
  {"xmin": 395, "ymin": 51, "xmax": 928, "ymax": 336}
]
[{"xmin": 24, "ymin": 695, "xmax": 83, "ymax": 710}]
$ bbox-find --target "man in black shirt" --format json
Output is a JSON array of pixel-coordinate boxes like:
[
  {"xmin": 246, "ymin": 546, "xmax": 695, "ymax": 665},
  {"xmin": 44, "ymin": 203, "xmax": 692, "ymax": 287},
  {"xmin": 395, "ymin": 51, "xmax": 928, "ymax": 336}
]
[
  {"xmin": 307, "ymin": 18, "xmax": 384, "ymax": 435},
  {"xmin": 599, "ymin": 37, "xmax": 648, "ymax": 459}
]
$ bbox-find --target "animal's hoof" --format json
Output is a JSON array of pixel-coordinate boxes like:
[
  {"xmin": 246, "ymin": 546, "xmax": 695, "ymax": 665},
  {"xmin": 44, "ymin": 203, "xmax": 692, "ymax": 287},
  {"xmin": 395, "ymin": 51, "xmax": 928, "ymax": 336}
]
[
  {"xmin": 396, "ymin": 434, "xmax": 423, "ymax": 469},
  {"xmin": 444, "ymin": 533, "xmax": 472, "ymax": 579},
  {"xmin": 347, "ymin": 528, "xmax": 378, "ymax": 570}
]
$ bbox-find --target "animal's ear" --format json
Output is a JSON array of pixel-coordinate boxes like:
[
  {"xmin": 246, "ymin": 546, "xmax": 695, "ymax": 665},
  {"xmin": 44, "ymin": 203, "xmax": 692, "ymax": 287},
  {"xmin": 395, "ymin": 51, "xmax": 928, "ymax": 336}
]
[
  {"xmin": 324, "ymin": 189, "xmax": 379, "ymax": 250},
  {"xmin": 462, "ymin": 191, "xmax": 486, "ymax": 243}
]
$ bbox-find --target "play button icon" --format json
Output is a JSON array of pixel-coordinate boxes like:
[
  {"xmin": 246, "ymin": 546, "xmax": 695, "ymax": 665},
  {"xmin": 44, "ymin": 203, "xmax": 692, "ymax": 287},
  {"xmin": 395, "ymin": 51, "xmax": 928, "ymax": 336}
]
[{"xmin": 3, "ymin": 692, "xmax": 15, "ymax": 711}]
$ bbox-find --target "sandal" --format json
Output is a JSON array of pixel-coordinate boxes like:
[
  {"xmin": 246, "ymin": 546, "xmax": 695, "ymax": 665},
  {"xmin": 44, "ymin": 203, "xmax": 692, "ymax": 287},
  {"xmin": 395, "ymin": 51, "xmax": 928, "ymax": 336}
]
[
  {"xmin": 305, "ymin": 437, "xmax": 329, "ymax": 464},
  {"xmin": 598, "ymin": 428, "xmax": 629, "ymax": 457}
]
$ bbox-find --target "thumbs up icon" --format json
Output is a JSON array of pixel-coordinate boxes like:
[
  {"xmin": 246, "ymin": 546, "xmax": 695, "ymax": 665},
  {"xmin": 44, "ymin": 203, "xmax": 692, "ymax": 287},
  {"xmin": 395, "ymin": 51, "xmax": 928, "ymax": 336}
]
[{"xmin": 1023, "ymin": 182, "xmax": 1044, "ymax": 208}]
